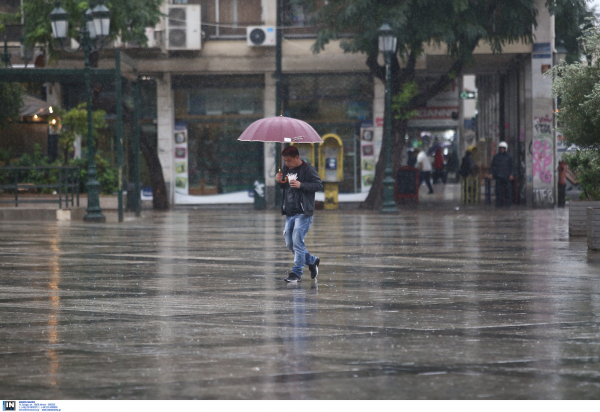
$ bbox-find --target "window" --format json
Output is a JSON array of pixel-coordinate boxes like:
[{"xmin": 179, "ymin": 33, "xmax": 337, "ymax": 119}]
[{"xmin": 192, "ymin": 0, "xmax": 262, "ymax": 38}]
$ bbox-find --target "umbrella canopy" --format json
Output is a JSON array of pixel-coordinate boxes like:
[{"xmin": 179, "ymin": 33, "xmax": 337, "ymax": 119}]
[
  {"xmin": 238, "ymin": 116, "xmax": 323, "ymax": 144},
  {"xmin": 426, "ymin": 141, "xmax": 452, "ymax": 156},
  {"xmin": 21, "ymin": 94, "xmax": 53, "ymax": 117}
]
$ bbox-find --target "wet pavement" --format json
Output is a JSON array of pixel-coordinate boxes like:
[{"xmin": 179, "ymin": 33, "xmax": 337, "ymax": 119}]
[{"xmin": 1, "ymin": 205, "xmax": 600, "ymax": 399}]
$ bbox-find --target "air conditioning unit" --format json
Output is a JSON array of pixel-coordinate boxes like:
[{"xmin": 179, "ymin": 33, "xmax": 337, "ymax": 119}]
[
  {"xmin": 247, "ymin": 26, "xmax": 276, "ymax": 47},
  {"xmin": 166, "ymin": 5, "xmax": 201, "ymax": 50}
]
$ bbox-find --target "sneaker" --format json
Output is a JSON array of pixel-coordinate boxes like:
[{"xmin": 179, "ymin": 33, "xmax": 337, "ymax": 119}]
[
  {"xmin": 308, "ymin": 257, "xmax": 320, "ymax": 279},
  {"xmin": 284, "ymin": 272, "xmax": 301, "ymax": 282}
]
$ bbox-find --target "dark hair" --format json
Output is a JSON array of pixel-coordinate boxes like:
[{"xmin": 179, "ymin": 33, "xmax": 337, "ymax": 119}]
[{"xmin": 282, "ymin": 146, "xmax": 299, "ymax": 158}]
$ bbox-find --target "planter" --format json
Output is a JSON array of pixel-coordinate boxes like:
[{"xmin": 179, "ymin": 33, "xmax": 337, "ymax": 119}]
[
  {"xmin": 569, "ymin": 201, "xmax": 600, "ymax": 236},
  {"xmin": 587, "ymin": 207, "xmax": 600, "ymax": 250}
]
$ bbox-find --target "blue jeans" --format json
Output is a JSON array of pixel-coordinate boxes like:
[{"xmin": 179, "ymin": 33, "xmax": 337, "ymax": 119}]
[{"xmin": 284, "ymin": 214, "xmax": 317, "ymax": 277}]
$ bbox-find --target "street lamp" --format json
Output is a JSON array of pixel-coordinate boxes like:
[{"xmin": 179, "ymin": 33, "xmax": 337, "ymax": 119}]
[
  {"xmin": 49, "ymin": 1, "xmax": 111, "ymax": 223},
  {"xmin": 378, "ymin": 23, "xmax": 398, "ymax": 214}
]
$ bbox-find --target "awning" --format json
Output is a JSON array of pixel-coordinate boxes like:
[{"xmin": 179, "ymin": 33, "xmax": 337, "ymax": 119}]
[{"xmin": 20, "ymin": 94, "xmax": 53, "ymax": 117}]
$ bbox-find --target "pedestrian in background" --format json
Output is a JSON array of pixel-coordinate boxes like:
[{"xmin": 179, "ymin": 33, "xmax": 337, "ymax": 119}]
[
  {"xmin": 276, "ymin": 146, "xmax": 323, "ymax": 282},
  {"xmin": 414, "ymin": 148, "xmax": 434, "ymax": 194},
  {"xmin": 432, "ymin": 147, "xmax": 445, "ymax": 183},
  {"xmin": 459, "ymin": 150, "xmax": 475, "ymax": 178},
  {"xmin": 487, "ymin": 141, "xmax": 514, "ymax": 207}
]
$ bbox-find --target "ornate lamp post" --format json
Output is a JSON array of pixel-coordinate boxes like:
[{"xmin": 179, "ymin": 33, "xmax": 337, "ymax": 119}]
[
  {"xmin": 50, "ymin": 2, "xmax": 111, "ymax": 222},
  {"xmin": 378, "ymin": 23, "xmax": 399, "ymax": 214}
]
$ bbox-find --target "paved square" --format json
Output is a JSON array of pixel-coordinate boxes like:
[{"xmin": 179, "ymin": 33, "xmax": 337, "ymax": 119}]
[{"xmin": 1, "ymin": 208, "xmax": 599, "ymax": 399}]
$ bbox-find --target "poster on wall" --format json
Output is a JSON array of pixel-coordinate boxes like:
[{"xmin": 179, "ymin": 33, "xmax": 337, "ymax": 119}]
[
  {"xmin": 174, "ymin": 123, "xmax": 188, "ymax": 196},
  {"xmin": 360, "ymin": 124, "xmax": 375, "ymax": 193}
]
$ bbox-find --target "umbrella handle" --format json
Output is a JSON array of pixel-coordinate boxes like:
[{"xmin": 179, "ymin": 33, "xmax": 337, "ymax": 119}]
[
  {"xmin": 279, "ymin": 151, "xmax": 288, "ymax": 183},
  {"xmin": 279, "ymin": 168, "xmax": 288, "ymax": 184}
]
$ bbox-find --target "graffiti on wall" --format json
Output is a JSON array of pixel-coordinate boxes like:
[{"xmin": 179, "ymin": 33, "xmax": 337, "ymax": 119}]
[
  {"xmin": 534, "ymin": 188, "xmax": 554, "ymax": 206},
  {"xmin": 531, "ymin": 114, "xmax": 554, "ymax": 187},
  {"xmin": 532, "ymin": 138, "xmax": 553, "ymax": 183},
  {"xmin": 531, "ymin": 114, "xmax": 554, "ymax": 207}
]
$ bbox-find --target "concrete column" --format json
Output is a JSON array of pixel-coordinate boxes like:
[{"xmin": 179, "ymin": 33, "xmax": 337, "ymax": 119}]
[
  {"xmin": 262, "ymin": 0, "xmax": 276, "ymax": 26},
  {"xmin": 528, "ymin": 0, "xmax": 556, "ymax": 207},
  {"xmin": 157, "ymin": 72, "xmax": 174, "ymax": 203},
  {"xmin": 523, "ymin": 58, "xmax": 534, "ymax": 206},
  {"xmin": 518, "ymin": 60, "xmax": 527, "ymax": 204},
  {"xmin": 264, "ymin": 72, "xmax": 277, "ymax": 208}
]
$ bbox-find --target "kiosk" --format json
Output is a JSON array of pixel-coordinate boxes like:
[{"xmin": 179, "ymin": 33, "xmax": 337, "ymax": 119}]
[{"xmin": 318, "ymin": 134, "xmax": 344, "ymax": 210}]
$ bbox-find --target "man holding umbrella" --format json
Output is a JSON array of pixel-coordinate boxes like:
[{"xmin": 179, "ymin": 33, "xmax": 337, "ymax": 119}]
[{"xmin": 276, "ymin": 146, "xmax": 323, "ymax": 282}]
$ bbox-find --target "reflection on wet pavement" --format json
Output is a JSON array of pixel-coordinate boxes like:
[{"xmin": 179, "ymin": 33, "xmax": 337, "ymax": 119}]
[{"xmin": 1, "ymin": 207, "xmax": 599, "ymax": 399}]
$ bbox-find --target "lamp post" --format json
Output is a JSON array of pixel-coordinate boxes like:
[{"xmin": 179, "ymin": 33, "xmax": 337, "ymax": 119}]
[
  {"xmin": 378, "ymin": 23, "xmax": 399, "ymax": 214},
  {"xmin": 50, "ymin": 2, "xmax": 110, "ymax": 223}
]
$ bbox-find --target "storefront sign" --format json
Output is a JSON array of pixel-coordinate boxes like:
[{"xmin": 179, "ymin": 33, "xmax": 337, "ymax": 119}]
[
  {"xmin": 174, "ymin": 123, "xmax": 189, "ymax": 196},
  {"xmin": 360, "ymin": 125, "xmax": 375, "ymax": 193}
]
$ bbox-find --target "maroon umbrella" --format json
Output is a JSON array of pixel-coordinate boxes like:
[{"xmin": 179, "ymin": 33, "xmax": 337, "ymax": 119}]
[{"xmin": 238, "ymin": 116, "xmax": 323, "ymax": 182}]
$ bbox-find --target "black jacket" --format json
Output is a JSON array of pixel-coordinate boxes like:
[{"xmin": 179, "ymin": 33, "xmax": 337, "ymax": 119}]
[
  {"xmin": 490, "ymin": 151, "xmax": 514, "ymax": 180},
  {"xmin": 279, "ymin": 161, "xmax": 323, "ymax": 216}
]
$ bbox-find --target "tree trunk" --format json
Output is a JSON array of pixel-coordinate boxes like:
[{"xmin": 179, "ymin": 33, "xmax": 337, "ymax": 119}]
[
  {"xmin": 139, "ymin": 128, "xmax": 169, "ymax": 210},
  {"xmin": 360, "ymin": 117, "xmax": 408, "ymax": 210}
]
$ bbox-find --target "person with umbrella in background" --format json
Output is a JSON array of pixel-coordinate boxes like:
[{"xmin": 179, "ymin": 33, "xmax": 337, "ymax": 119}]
[
  {"xmin": 276, "ymin": 146, "xmax": 323, "ymax": 282},
  {"xmin": 487, "ymin": 141, "xmax": 514, "ymax": 207}
]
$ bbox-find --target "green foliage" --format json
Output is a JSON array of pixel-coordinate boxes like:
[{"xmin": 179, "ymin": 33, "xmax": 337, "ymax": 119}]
[
  {"xmin": 0, "ymin": 144, "xmax": 117, "ymax": 195},
  {"xmin": 2, "ymin": 144, "xmax": 56, "ymax": 193},
  {"xmin": 392, "ymin": 81, "xmax": 418, "ymax": 120},
  {"xmin": 308, "ymin": 0, "xmax": 538, "ymax": 59},
  {"xmin": 22, "ymin": 0, "xmax": 163, "ymax": 55},
  {"xmin": 562, "ymin": 150, "xmax": 600, "ymax": 200},
  {"xmin": 70, "ymin": 154, "xmax": 118, "ymax": 195},
  {"xmin": 0, "ymin": 83, "xmax": 24, "ymax": 129},
  {"xmin": 0, "ymin": 4, "xmax": 21, "ymax": 31},
  {"xmin": 55, "ymin": 104, "xmax": 107, "ymax": 163},
  {"xmin": 551, "ymin": 0, "xmax": 595, "ymax": 63},
  {"xmin": 550, "ymin": 20, "xmax": 600, "ymax": 151}
]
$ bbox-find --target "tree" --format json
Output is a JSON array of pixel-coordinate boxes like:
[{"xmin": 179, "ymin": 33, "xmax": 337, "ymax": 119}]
[
  {"xmin": 0, "ymin": 9, "xmax": 24, "ymax": 128},
  {"xmin": 20, "ymin": 0, "xmax": 169, "ymax": 209},
  {"xmin": 22, "ymin": 0, "xmax": 163, "ymax": 57},
  {"xmin": 53, "ymin": 103, "xmax": 107, "ymax": 164},
  {"xmin": 552, "ymin": 0, "xmax": 596, "ymax": 63},
  {"xmin": 551, "ymin": 19, "xmax": 600, "ymax": 151},
  {"xmin": 305, "ymin": 0, "xmax": 580, "ymax": 209},
  {"xmin": 0, "ymin": 83, "xmax": 23, "ymax": 129},
  {"xmin": 550, "ymin": 19, "xmax": 600, "ymax": 200}
]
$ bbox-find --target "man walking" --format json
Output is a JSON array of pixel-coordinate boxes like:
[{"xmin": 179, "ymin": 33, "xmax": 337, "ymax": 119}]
[
  {"xmin": 276, "ymin": 146, "xmax": 323, "ymax": 282},
  {"xmin": 487, "ymin": 141, "xmax": 514, "ymax": 207},
  {"xmin": 414, "ymin": 148, "xmax": 434, "ymax": 194}
]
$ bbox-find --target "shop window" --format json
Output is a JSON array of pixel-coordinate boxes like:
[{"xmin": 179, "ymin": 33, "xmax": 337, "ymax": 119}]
[{"xmin": 187, "ymin": 88, "xmax": 262, "ymax": 115}]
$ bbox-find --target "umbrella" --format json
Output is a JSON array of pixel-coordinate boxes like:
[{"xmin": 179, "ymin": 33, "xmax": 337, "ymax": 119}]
[
  {"xmin": 426, "ymin": 141, "xmax": 452, "ymax": 156},
  {"xmin": 238, "ymin": 116, "xmax": 323, "ymax": 182}
]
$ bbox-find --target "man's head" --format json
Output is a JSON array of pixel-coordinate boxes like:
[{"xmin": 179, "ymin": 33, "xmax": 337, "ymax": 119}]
[
  {"xmin": 282, "ymin": 146, "xmax": 303, "ymax": 169},
  {"xmin": 499, "ymin": 141, "xmax": 508, "ymax": 152}
]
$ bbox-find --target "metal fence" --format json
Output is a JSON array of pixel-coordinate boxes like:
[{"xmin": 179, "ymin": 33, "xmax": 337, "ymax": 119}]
[{"xmin": 0, "ymin": 166, "xmax": 80, "ymax": 208}]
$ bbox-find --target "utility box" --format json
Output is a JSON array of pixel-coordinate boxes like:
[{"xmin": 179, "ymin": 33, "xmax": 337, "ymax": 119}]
[{"xmin": 318, "ymin": 134, "xmax": 344, "ymax": 210}]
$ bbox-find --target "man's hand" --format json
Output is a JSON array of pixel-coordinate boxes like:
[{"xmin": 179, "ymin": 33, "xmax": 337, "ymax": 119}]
[
  {"xmin": 289, "ymin": 180, "xmax": 301, "ymax": 189},
  {"xmin": 276, "ymin": 172, "xmax": 284, "ymax": 183},
  {"xmin": 487, "ymin": 174, "xmax": 493, "ymax": 179},
  {"xmin": 509, "ymin": 175, "xmax": 514, "ymax": 181}
]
